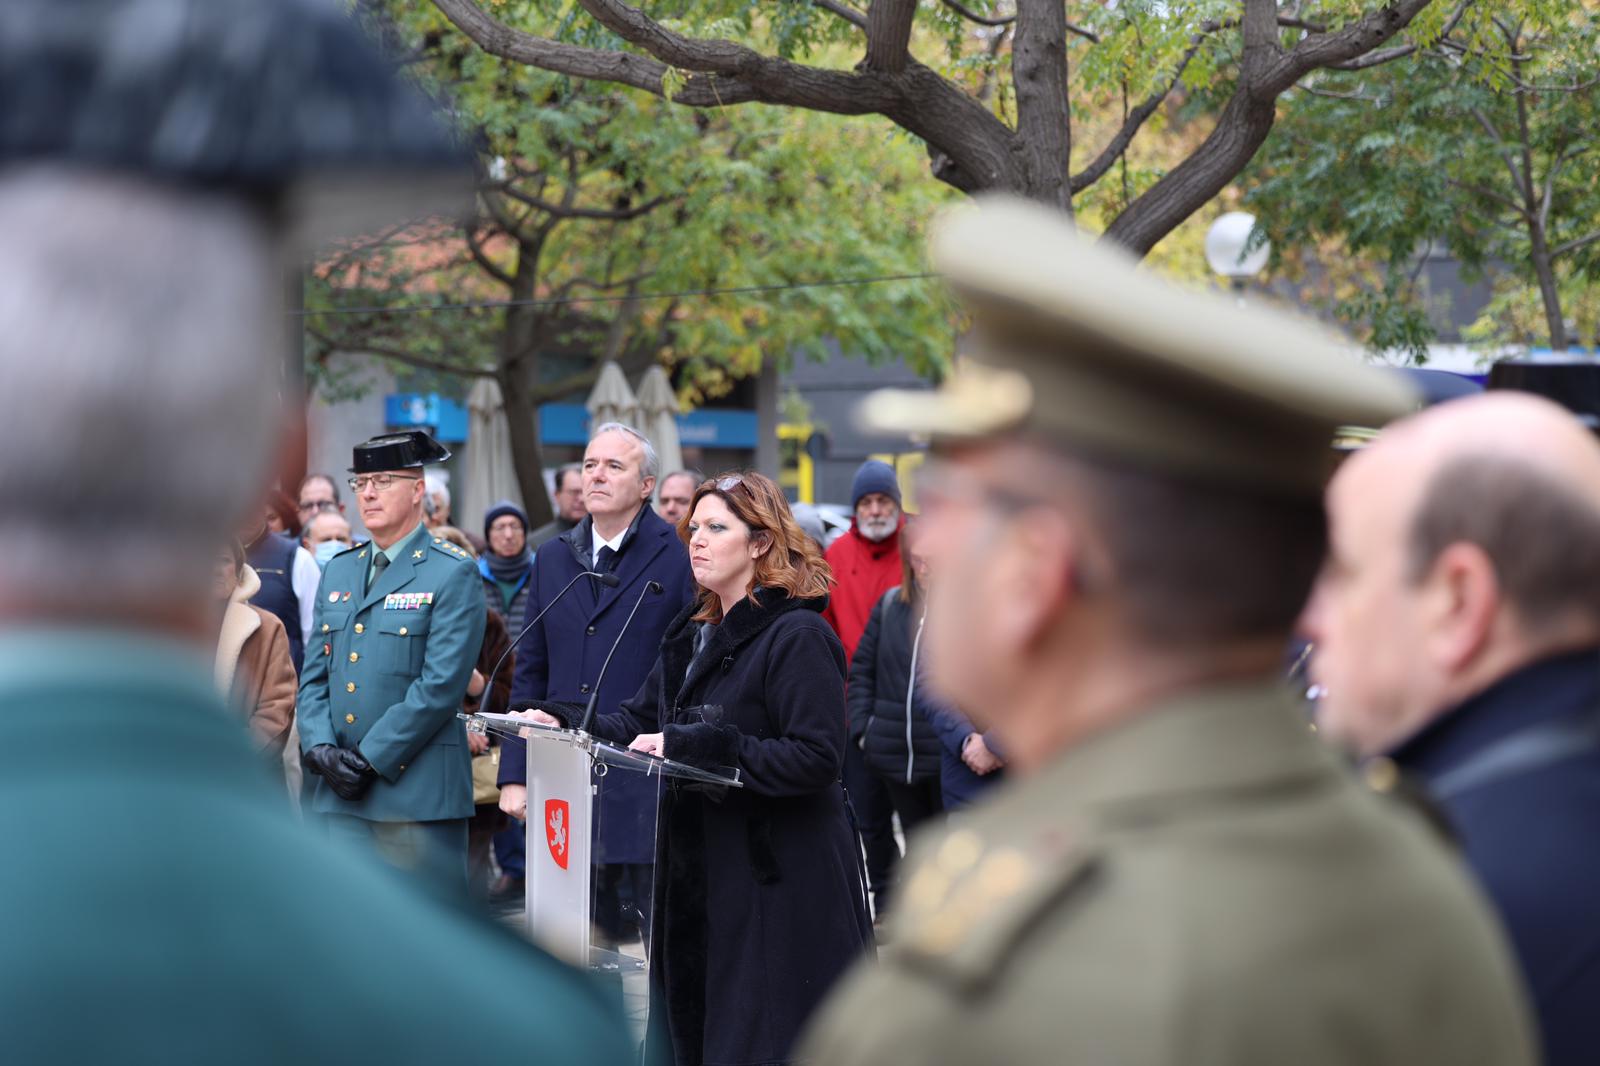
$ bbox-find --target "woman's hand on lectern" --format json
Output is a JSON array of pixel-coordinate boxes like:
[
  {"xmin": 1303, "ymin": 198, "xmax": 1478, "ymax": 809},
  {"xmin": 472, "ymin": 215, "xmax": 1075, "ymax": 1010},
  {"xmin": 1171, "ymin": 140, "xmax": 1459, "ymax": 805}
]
[
  {"xmin": 629, "ymin": 732, "xmax": 665, "ymax": 757},
  {"xmin": 508, "ymin": 708, "xmax": 561, "ymax": 736}
]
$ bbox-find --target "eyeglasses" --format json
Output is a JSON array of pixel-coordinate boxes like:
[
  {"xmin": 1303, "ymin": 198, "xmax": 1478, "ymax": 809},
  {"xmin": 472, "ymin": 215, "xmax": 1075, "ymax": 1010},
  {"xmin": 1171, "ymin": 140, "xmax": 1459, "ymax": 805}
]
[
  {"xmin": 348, "ymin": 473, "xmax": 422, "ymax": 493},
  {"xmin": 298, "ymin": 499, "xmax": 340, "ymax": 515},
  {"xmin": 715, "ymin": 476, "xmax": 744, "ymax": 492}
]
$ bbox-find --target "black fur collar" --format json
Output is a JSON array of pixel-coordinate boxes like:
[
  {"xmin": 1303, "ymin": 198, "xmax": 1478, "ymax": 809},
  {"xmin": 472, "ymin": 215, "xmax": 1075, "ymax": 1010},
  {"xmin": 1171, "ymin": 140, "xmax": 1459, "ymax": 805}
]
[{"xmin": 659, "ymin": 587, "xmax": 828, "ymax": 713}]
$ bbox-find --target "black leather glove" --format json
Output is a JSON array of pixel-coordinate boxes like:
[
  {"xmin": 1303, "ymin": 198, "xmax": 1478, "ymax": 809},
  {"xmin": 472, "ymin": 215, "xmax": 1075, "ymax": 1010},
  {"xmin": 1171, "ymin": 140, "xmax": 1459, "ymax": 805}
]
[
  {"xmin": 302, "ymin": 744, "xmax": 342, "ymax": 778},
  {"xmin": 333, "ymin": 748, "xmax": 379, "ymax": 801},
  {"xmin": 302, "ymin": 744, "xmax": 376, "ymax": 801}
]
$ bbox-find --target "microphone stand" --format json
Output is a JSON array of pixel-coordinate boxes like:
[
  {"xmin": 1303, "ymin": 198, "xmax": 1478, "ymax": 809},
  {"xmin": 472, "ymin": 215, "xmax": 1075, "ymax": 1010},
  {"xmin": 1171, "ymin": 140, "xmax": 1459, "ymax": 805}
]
[
  {"xmin": 477, "ymin": 568, "xmax": 619, "ymax": 715},
  {"xmin": 577, "ymin": 580, "xmax": 663, "ymax": 734}
]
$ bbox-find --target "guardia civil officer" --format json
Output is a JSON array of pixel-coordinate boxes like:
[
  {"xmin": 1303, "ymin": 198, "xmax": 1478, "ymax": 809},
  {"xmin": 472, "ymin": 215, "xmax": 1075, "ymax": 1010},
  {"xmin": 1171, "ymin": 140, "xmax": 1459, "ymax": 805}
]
[
  {"xmin": 298, "ymin": 431, "xmax": 486, "ymax": 887},
  {"xmin": 798, "ymin": 199, "xmax": 1536, "ymax": 1066},
  {"xmin": 0, "ymin": 0, "xmax": 633, "ymax": 1062}
]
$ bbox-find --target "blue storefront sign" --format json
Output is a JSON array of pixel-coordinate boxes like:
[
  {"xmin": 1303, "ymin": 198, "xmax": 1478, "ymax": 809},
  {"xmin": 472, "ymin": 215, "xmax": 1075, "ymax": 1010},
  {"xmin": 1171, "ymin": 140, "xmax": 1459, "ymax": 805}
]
[
  {"xmin": 385, "ymin": 393, "xmax": 470, "ymax": 442},
  {"xmin": 386, "ymin": 395, "xmax": 756, "ymax": 449}
]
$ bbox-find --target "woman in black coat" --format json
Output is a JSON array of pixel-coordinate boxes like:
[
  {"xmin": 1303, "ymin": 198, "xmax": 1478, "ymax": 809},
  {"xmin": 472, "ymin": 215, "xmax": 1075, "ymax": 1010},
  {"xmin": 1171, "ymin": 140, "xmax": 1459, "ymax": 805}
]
[{"xmin": 519, "ymin": 471, "xmax": 872, "ymax": 1066}]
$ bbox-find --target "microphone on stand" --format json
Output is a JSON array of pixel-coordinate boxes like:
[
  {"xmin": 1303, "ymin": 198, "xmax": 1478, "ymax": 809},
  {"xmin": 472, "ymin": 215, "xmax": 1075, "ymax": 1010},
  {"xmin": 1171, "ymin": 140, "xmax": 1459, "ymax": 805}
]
[
  {"xmin": 578, "ymin": 580, "xmax": 664, "ymax": 734},
  {"xmin": 478, "ymin": 569, "xmax": 620, "ymax": 716}
]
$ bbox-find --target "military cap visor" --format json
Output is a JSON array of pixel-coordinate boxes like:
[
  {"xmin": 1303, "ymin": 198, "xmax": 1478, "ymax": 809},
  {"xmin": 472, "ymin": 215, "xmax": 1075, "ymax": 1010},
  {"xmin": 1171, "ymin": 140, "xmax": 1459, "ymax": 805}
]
[
  {"xmin": 861, "ymin": 199, "xmax": 1418, "ymax": 496},
  {"xmin": 350, "ymin": 431, "xmax": 451, "ymax": 474}
]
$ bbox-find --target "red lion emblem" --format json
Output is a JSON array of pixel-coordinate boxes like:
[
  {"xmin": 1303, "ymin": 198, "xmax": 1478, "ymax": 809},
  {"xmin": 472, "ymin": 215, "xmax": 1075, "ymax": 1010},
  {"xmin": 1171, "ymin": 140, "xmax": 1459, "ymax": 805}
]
[{"xmin": 545, "ymin": 798, "xmax": 570, "ymax": 870}]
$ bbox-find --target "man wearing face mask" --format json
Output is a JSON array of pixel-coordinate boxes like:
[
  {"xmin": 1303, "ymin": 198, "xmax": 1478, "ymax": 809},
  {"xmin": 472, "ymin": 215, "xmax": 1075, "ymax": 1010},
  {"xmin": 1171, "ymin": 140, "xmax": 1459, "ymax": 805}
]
[{"xmin": 303, "ymin": 509, "xmax": 355, "ymax": 569}]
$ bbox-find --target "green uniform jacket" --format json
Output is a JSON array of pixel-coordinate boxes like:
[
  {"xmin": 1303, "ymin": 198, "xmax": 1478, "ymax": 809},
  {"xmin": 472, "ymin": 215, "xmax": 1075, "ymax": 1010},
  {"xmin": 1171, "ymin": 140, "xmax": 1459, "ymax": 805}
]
[
  {"xmin": 0, "ymin": 629, "xmax": 632, "ymax": 1065},
  {"xmin": 297, "ymin": 523, "xmax": 485, "ymax": 822},
  {"xmin": 799, "ymin": 680, "xmax": 1538, "ymax": 1066}
]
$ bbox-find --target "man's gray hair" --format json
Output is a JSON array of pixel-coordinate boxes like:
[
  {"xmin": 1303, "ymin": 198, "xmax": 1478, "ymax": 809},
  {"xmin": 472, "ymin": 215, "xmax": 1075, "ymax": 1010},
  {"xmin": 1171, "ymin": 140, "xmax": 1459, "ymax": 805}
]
[
  {"xmin": 0, "ymin": 169, "xmax": 283, "ymax": 610},
  {"xmin": 662, "ymin": 469, "xmax": 705, "ymax": 488},
  {"xmin": 590, "ymin": 422, "xmax": 659, "ymax": 483},
  {"xmin": 423, "ymin": 472, "xmax": 450, "ymax": 518}
]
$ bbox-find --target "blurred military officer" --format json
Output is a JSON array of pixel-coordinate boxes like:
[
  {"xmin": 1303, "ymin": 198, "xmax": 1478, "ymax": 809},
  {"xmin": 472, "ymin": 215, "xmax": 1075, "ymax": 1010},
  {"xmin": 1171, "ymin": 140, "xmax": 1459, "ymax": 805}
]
[
  {"xmin": 0, "ymin": 2, "xmax": 633, "ymax": 1063},
  {"xmin": 798, "ymin": 199, "xmax": 1536, "ymax": 1066},
  {"xmin": 298, "ymin": 431, "xmax": 485, "ymax": 888}
]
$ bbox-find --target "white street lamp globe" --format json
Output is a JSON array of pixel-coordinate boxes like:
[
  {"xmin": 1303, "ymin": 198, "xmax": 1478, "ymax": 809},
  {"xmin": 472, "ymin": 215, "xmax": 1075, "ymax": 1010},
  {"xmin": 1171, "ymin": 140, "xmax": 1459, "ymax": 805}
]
[{"xmin": 1205, "ymin": 211, "xmax": 1270, "ymax": 279}]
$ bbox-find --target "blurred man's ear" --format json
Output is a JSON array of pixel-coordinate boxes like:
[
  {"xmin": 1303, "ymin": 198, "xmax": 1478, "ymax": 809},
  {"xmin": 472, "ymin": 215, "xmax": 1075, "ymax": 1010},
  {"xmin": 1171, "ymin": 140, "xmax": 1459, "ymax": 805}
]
[
  {"xmin": 1423, "ymin": 541, "xmax": 1501, "ymax": 673},
  {"xmin": 991, "ymin": 507, "xmax": 1079, "ymax": 656}
]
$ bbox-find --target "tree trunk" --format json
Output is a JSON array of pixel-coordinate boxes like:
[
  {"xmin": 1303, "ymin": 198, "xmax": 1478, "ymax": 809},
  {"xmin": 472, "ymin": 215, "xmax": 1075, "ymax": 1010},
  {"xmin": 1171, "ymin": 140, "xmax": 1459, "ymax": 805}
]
[
  {"xmin": 499, "ymin": 234, "xmax": 555, "ymax": 527},
  {"xmin": 499, "ymin": 360, "xmax": 555, "ymax": 527},
  {"xmin": 1528, "ymin": 223, "xmax": 1570, "ymax": 352},
  {"xmin": 1010, "ymin": 0, "xmax": 1072, "ymax": 213}
]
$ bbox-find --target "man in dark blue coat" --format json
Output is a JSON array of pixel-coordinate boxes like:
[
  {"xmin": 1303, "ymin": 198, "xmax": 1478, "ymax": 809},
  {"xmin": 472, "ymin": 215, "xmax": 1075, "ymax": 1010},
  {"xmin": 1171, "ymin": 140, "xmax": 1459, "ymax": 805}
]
[
  {"xmin": 498, "ymin": 422, "xmax": 695, "ymax": 937},
  {"xmin": 1304, "ymin": 391, "xmax": 1600, "ymax": 1066}
]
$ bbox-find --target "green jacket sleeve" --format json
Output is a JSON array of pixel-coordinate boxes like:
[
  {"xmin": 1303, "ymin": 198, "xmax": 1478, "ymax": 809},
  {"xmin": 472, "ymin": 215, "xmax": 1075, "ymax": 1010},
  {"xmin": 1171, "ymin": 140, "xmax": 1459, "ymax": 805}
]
[{"xmin": 358, "ymin": 558, "xmax": 485, "ymax": 780}]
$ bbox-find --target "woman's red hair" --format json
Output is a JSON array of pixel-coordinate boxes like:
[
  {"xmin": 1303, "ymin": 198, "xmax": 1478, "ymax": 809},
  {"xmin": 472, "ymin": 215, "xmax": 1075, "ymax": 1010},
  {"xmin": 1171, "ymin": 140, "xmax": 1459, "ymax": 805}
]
[{"xmin": 681, "ymin": 471, "xmax": 832, "ymax": 622}]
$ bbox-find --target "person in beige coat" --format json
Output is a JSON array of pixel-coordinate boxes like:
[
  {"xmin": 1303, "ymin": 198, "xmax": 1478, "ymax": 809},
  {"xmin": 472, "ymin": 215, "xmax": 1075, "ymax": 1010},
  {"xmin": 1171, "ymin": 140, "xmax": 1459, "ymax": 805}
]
[{"xmin": 214, "ymin": 543, "xmax": 298, "ymax": 788}]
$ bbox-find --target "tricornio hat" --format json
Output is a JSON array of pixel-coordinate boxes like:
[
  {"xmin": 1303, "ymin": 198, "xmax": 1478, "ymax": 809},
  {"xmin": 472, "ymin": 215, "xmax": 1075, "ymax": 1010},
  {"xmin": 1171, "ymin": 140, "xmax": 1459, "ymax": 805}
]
[
  {"xmin": 859, "ymin": 198, "xmax": 1417, "ymax": 498},
  {"xmin": 350, "ymin": 431, "xmax": 451, "ymax": 474}
]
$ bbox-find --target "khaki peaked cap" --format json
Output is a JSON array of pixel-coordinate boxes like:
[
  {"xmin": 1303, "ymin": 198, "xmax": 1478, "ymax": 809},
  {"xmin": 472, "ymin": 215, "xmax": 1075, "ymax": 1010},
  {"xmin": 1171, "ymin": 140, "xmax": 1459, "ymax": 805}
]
[{"xmin": 861, "ymin": 198, "xmax": 1417, "ymax": 496}]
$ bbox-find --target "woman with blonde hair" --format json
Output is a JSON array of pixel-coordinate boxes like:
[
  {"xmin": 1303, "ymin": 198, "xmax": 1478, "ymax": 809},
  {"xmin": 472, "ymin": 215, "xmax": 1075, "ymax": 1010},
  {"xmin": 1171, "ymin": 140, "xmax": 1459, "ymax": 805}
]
[{"xmin": 517, "ymin": 471, "xmax": 871, "ymax": 1066}]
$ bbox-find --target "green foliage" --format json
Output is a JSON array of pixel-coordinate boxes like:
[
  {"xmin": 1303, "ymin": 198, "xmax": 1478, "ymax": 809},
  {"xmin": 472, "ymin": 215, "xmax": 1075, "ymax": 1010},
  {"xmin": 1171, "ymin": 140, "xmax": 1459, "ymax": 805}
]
[
  {"xmin": 308, "ymin": 2, "xmax": 956, "ymax": 405},
  {"xmin": 1244, "ymin": 2, "xmax": 1600, "ymax": 354}
]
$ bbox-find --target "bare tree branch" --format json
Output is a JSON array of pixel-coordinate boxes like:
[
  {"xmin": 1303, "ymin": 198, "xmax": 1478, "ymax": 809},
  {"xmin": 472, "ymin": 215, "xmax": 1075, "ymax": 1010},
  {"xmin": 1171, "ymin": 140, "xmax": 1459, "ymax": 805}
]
[
  {"xmin": 463, "ymin": 225, "xmax": 514, "ymax": 287},
  {"xmin": 1278, "ymin": 17, "xmax": 1330, "ymax": 33},
  {"xmin": 865, "ymin": 0, "xmax": 918, "ymax": 73},
  {"xmin": 1071, "ymin": 35, "xmax": 1204, "ymax": 193},
  {"xmin": 1552, "ymin": 230, "xmax": 1600, "ymax": 258},
  {"xmin": 939, "ymin": 0, "xmax": 1101, "ymax": 44},
  {"xmin": 433, "ymin": 0, "xmax": 1017, "ymax": 197},
  {"xmin": 1266, "ymin": 0, "xmax": 1436, "ymax": 91},
  {"xmin": 1106, "ymin": 0, "xmax": 1433, "ymax": 254},
  {"xmin": 1510, "ymin": 73, "xmax": 1600, "ymax": 94},
  {"xmin": 310, "ymin": 330, "xmax": 498, "ymax": 378},
  {"xmin": 1468, "ymin": 106, "xmax": 1529, "ymax": 201},
  {"xmin": 494, "ymin": 185, "xmax": 672, "ymax": 221},
  {"xmin": 1446, "ymin": 178, "xmax": 1531, "ymax": 220},
  {"xmin": 1539, "ymin": 146, "xmax": 1573, "ymax": 236},
  {"xmin": 812, "ymin": 0, "xmax": 867, "ymax": 30},
  {"xmin": 940, "ymin": 0, "xmax": 1013, "ymax": 28},
  {"xmin": 1326, "ymin": 0, "xmax": 1469, "ymax": 72},
  {"xmin": 974, "ymin": 23, "xmax": 1012, "ymax": 103}
]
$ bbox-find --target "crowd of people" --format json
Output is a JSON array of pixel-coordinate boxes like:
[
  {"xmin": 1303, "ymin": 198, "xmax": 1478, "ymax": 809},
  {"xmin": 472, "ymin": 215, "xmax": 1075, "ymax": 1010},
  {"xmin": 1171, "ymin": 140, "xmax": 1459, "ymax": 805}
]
[{"xmin": 6, "ymin": 2, "xmax": 1599, "ymax": 1064}]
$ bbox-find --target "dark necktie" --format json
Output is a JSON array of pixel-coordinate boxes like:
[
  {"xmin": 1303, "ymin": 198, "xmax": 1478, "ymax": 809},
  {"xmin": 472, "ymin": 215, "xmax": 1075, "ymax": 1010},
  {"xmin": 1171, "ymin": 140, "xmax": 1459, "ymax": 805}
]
[
  {"xmin": 590, "ymin": 545, "xmax": 616, "ymax": 605},
  {"xmin": 367, "ymin": 550, "xmax": 389, "ymax": 593}
]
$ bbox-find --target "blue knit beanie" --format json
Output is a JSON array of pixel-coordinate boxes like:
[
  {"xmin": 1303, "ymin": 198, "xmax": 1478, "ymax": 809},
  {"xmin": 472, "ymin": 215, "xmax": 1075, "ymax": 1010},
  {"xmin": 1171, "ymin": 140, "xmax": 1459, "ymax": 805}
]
[
  {"xmin": 850, "ymin": 460, "xmax": 901, "ymax": 510},
  {"xmin": 483, "ymin": 499, "xmax": 529, "ymax": 540}
]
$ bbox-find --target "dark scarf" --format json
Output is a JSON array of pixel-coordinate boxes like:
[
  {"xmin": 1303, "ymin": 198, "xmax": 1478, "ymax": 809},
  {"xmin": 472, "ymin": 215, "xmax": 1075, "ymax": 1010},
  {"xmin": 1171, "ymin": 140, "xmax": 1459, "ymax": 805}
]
[{"xmin": 484, "ymin": 545, "xmax": 532, "ymax": 582}]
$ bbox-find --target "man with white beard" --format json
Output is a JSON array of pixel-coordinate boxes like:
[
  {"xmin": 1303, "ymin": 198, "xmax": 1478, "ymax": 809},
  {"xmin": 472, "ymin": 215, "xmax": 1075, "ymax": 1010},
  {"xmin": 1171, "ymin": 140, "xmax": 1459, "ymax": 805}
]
[{"xmin": 823, "ymin": 459, "xmax": 908, "ymax": 920}]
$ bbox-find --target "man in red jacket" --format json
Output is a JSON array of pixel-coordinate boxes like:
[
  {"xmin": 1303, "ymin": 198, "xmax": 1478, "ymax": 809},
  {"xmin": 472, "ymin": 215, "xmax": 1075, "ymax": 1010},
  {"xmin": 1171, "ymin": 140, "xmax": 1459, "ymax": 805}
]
[{"xmin": 824, "ymin": 459, "xmax": 907, "ymax": 920}]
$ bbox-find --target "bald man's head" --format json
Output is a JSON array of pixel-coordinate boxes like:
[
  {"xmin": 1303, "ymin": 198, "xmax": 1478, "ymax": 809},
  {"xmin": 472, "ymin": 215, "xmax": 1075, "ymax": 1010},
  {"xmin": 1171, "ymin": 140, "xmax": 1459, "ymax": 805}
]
[{"xmin": 1303, "ymin": 392, "xmax": 1600, "ymax": 756}]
